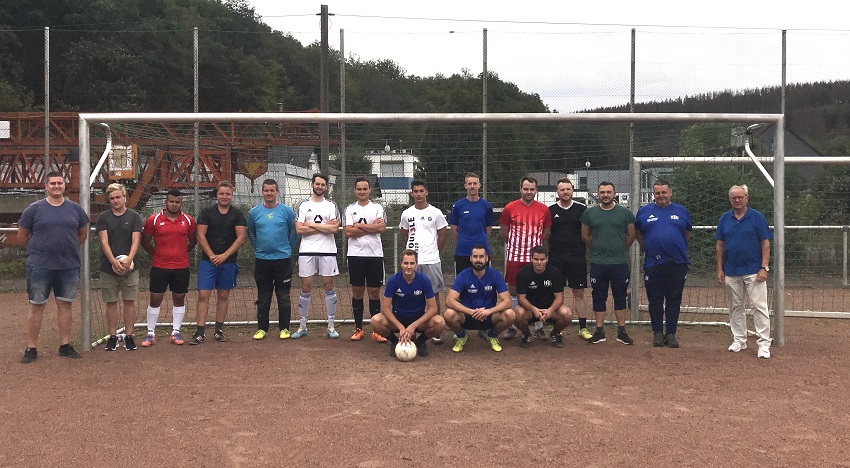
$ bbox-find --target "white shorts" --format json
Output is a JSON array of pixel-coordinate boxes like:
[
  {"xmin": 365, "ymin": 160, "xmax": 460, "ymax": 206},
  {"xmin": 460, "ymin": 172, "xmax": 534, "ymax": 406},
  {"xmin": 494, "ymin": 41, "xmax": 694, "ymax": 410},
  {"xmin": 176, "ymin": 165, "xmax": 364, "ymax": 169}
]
[{"xmin": 298, "ymin": 255, "xmax": 339, "ymax": 277}]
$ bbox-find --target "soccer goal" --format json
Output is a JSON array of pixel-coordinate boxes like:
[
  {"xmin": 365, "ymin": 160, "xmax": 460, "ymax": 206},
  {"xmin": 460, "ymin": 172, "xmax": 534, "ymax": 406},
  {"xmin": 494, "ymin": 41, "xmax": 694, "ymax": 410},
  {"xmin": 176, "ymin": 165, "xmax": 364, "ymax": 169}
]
[{"xmin": 78, "ymin": 111, "xmax": 802, "ymax": 351}]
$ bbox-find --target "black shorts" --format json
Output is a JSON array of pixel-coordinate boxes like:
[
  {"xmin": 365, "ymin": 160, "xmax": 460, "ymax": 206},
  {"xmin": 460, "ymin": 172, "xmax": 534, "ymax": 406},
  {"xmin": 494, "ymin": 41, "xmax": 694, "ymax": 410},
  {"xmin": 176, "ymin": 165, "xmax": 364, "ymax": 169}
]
[
  {"xmin": 347, "ymin": 256, "xmax": 385, "ymax": 288},
  {"xmin": 550, "ymin": 258, "xmax": 588, "ymax": 289},
  {"xmin": 395, "ymin": 313, "xmax": 426, "ymax": 332},
  {"xmin": 149, "ymin": 267, "xmax": 190, "ymax": 294}
]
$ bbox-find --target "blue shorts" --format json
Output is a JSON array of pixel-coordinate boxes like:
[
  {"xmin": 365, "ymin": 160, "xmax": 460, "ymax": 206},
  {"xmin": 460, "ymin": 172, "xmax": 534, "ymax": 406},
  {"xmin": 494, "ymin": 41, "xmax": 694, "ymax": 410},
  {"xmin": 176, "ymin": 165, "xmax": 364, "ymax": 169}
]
[
  {"xmin": 460, "ymin": 313, "xmax": 495, "ymax": 331},
  {"xmin": 197, "ymin": 260, "xmax": 239, "ymax": 291},
  {"xmin": 26, "ymin": 265, "xmax": 80, "ymax": 304},
  {"xmin": 589, "ymin": 263, "xmax": 630, "ymax": 312}
]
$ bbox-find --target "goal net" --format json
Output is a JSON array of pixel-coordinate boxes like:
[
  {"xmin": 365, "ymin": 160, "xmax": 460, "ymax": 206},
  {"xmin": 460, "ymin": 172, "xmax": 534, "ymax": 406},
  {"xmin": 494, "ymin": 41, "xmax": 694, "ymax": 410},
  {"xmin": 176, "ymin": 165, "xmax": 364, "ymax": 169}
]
[{"xmin": 76, "ymin": 111, "xmax": 834, "ymax": 349}]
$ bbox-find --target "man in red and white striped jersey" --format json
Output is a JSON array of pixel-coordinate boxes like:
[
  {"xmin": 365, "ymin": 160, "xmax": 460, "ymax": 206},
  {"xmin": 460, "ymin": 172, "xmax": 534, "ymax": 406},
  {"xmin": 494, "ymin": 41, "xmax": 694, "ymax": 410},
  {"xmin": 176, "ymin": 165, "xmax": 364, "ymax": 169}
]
[{"xmin": 499, "ymin": 176, "xmax": 552, "ymax": 340}]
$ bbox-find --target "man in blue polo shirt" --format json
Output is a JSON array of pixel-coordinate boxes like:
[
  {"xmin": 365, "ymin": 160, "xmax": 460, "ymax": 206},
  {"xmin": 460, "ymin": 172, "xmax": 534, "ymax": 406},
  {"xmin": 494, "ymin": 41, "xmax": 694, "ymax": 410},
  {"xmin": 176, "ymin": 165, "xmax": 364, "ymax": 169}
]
[
  {"xmin": 715, "ymin": 184, "xmax": 773, "ymax": 359},
  {"xmin": 371, "ymin": 249, "xmax": 446, "ymax": 357},
  {"xmin": 449, "ymin": 172, "xmax": 494, "ymax": 275},
  {"xmin": 444, "ymin": 245, "xmax": 515, "ymax": 353},
  {"xmin": 635, "ymin": 180, "xmax": 692, "ymax": 348}
]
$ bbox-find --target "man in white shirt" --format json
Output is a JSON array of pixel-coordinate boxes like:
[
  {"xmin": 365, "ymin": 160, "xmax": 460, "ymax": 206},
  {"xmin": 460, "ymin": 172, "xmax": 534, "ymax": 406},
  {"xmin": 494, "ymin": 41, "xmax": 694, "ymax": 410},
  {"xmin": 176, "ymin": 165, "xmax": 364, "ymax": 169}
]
[
  {"xmin": 399, "ymin": 179, "xmax": 448, "ymax": 343},
  {"xmin": 343, "ymin": 177, "xmax": 387, "ymax": 342},
  {"xmin": 294, "ymin": 174, "xmax": 341, "ymax": 339}
]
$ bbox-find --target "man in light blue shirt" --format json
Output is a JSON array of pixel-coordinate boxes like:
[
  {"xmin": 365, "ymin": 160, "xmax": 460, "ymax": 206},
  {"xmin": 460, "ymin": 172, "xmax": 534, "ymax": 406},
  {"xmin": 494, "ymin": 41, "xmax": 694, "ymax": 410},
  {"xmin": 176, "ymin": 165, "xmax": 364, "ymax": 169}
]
[{"xmin": 247, "ymin": 179, "xmax": 298, "ymax": 340}]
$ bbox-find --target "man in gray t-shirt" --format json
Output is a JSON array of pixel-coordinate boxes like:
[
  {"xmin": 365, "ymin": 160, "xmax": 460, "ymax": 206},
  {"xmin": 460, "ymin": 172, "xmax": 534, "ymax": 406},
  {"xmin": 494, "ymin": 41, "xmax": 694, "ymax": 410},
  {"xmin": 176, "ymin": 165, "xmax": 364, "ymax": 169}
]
[
  {"xmin": 96, "ymin": 183, "xmax": 144, "ymax": 351},
  {"xmin": 18, "ymin": 172, "xmax": 89, "ymax": 363}
]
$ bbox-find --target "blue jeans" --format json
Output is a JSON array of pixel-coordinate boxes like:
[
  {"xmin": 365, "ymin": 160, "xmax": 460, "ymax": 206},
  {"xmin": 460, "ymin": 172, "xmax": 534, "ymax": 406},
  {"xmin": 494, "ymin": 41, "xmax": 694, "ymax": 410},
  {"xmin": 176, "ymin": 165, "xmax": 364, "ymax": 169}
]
[{"xmin": 26, "ymin": 265, "xmax": 80, "ymax": 304}]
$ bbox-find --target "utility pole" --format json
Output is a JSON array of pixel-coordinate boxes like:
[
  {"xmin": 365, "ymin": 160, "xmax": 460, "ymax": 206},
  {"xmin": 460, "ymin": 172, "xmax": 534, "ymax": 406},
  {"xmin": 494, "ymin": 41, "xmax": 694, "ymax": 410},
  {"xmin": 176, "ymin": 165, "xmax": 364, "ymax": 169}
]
[{"xmin": 318, "ymin": 5, "xmax": 333, "ymax": 173}]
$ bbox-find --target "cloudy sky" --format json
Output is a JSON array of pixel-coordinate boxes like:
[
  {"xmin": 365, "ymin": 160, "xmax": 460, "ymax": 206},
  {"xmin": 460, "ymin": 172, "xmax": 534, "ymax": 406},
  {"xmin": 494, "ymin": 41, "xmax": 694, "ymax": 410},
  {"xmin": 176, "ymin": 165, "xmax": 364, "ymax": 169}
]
[{"xmin": 249, "ymin": 0, "xmax": 850, "ymax": 111}]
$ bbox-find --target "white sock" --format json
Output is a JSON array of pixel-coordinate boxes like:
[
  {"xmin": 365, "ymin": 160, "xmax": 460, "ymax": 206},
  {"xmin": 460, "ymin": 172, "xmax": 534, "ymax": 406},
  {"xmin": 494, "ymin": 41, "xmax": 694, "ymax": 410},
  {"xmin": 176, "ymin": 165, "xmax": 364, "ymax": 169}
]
[
  {"xmin": 146, "ymin": 306, "xmax": 160, "ymax": 335},
  {"xmin": 172, "ymin": 306, "xmax": 186, "ymax": 333},
  {"xmin": 325, "ymin": 289, "xmax": 337, "ymax": 329},
  {"xmin": 298, "ymin": 292, "xmax": 310, "ymax": 330}
]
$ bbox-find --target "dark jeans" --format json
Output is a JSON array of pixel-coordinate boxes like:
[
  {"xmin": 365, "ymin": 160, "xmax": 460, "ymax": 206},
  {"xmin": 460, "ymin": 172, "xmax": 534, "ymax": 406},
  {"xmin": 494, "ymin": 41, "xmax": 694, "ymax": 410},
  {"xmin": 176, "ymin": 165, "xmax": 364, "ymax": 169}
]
[
  {"xmin": 644, "ymin": 261, "xmax": 688, "ymax": 335},
  {"xmin": 254, "ymin": 258, "xmax": 293, "ymax": 332}
]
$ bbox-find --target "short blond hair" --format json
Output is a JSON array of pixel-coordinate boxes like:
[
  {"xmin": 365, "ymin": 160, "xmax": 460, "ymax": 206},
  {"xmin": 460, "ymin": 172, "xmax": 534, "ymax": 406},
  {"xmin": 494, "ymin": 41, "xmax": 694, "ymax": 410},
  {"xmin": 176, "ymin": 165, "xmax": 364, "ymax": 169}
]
[{"xmin": 105, "ymin": 183, "xmax": 126, "ymax": 197}]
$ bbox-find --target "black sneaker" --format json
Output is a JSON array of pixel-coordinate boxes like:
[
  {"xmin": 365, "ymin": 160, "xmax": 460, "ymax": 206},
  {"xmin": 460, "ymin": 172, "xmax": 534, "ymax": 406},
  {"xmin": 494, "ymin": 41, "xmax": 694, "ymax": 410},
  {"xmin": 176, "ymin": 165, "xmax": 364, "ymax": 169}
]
[
  {"xmin": 551, "ymin": 332, "xmax": 564, "ymax": 348},
  {"xmin": 214, "ymin": 330, "xmax": 227, "ymax": 342},
  {"xmin": 124, "ymin": 334, "xmax": 137, "ymax": 351},
  {"xmin": 616, "ymin": 330, "xmax": 634, "ymax": 345},
  {"xmin": 665, "ymin": 334, "xmax": 679, "ymax": 348},
  {"xmin": 589, "ymin": 329, "xmax": 606, "ymax": 344},
  {"xmin": 519, "ymin": 334, "xmax": 532, "ymax": 348},
  {"xmin": 189, "ymin": 333, "xmax": 205, "ymax": 345},
  {"xmin": 652, "ymin": 333, "xmax": 665, "ymax": 347},
  {"xmin": 415, "ymin": 339, "xmax": 429, "ymax": 357},
  {"xmin": 533, "ymin": 328, "xmax": 548, "ymax": 340},
  {"xmin": 503, "ymin": 327, "xmax": 518, "ymax": 340},
  {"xmin": 58, "ymin": 344, "xmax": 81, "ymax": 358},
  {"xmin": 20, "ymin": 348, "xmax": 37, "ymax": 364},
  {"xmin": 105, "ymin": 335, "xmax": 119, "ymax": 351}
]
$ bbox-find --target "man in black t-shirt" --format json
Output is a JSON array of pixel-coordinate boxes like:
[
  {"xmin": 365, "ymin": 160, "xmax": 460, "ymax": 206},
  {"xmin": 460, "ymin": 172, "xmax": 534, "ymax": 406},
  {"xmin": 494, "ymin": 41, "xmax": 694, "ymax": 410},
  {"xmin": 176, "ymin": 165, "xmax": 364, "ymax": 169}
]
[
  {"xmin": 191, "ymin": 181, "xmax": 248, "ymax": 345},
  {"xmin": 548, "ymin": 177, "xmax": 591, "ymax": 341},
  {"xmin": 96, "ymin": 183, "xmax": 144, "ymax": 351},
  {"xmin": 514, "ymin": 245, "xmax": 573, "ymax": 348}
]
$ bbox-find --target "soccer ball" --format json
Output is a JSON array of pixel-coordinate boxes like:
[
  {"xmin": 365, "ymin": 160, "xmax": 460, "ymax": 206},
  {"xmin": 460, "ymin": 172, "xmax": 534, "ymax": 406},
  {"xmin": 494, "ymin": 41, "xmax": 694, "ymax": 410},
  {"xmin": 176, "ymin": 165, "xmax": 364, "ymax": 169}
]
[
  {"xmin": 395, "ymin": 342, "xmax": 417, "ymax": 362},
  {"xmin": 112, "ymin": 255, "xmax": 134, "ymax": 276}
]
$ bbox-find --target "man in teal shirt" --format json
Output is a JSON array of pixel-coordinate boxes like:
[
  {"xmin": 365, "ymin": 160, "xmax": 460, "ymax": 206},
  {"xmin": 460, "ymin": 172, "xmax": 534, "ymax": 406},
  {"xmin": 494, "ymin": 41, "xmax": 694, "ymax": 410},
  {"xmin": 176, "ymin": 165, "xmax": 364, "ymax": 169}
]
[{"xmin": 581, "ymin": 181, "xmax": 636, "ymax": 345}]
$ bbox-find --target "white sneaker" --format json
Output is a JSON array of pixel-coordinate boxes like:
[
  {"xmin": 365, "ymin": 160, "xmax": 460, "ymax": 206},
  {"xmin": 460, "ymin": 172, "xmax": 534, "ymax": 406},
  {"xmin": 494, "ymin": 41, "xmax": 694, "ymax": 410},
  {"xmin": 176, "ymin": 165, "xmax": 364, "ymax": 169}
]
[
  {"xmin": 431, "ymin": 337, "xmax": 443, "ymax": 344},
  {"xmin": 757, "ymin": 346, "xmax": 771, "ymax": 359},
  {"xmin": 728, "ymin": 341, "xmax": 748, "ymax": 353}
]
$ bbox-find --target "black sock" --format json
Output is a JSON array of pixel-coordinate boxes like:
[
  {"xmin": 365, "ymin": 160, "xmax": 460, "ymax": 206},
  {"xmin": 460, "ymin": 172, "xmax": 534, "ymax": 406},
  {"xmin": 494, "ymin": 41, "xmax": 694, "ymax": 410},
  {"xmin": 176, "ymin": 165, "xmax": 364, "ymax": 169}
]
[
  {"xmin": 388, "ymin": 333, "xmax": 399, "ymax": 345},
  {"xmin": 368, "ymin": 299, "xmax": 381, "ymax": 317},
  {"xmin": 618, "ymin": 326, "xmax": 626, "ymax": 334},
  {"xmin": 415, "ymin": 333, "xmax": 428, "ymax": 344},
  {"xmin": 579, "ymin": 318, "xmax": 587, "ymax": 329},
  {"xmin": 352, "ymin": 298, "xmax": 364, "ymax": 329},
  {"xmin": 196, "ymin": 325, "xmax": 205, "ymax": 335},
  {"xmin": 215, "ymin": 322, "xmax": 224, "ymax": 332}
]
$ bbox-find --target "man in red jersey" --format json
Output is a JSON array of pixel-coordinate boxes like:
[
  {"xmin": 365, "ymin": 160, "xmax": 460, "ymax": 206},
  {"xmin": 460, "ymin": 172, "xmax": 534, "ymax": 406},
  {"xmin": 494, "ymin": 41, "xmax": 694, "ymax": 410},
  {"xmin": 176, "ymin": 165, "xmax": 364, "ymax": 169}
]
[
  {"xmin": 141, "ymin": 189, "xmax": 197, "ymax": 346},
  {"xmin": 499, "ymin": 176, "xmax": 552, "ymax": 340}
]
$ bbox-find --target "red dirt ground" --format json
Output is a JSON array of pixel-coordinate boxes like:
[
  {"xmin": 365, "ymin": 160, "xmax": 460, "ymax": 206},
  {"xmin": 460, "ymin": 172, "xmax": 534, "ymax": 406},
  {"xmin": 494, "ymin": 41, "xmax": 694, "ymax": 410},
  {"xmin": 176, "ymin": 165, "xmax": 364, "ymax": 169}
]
[{"xmin": 2, "ymin": 291, "xmax": 850, "ymax": 467}]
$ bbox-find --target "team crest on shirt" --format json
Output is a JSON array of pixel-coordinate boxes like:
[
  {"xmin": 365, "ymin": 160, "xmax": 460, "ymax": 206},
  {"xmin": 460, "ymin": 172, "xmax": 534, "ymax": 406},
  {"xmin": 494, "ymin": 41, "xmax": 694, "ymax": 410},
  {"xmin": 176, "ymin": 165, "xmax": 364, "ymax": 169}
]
[
  {"xmin": 670, "ymin": 215, "xmax": 680, "ymax": 220},
  {"xmin": 313, "ymin": 215, "xmax": 323, "ymax": 223},
  {"xmin": 428, "ymin": 216, "xmax": 432, "ymax": 221},
  {"xmin": 484, "ymin": 285, "xmax": 493, "ymax": 291},
  {"xmin": 414, "ymin": 290, "xmax": 423, "ymax": 296},
  {"xmin": 266, "ymin": 213, "xmax": 274, "ymax": 219},
  {"xmin": 544, "ymin": 280, "xmax": 552, "ymax": 287},
  {"xmin": 395, "ymin": 289, "xmax": 405, "ymax": 297}
]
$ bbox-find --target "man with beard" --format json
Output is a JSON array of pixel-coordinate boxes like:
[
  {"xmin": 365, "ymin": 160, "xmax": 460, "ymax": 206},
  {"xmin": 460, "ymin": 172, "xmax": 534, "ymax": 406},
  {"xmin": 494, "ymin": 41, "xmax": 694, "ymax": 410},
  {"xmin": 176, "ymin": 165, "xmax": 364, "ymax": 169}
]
[
  {"xmin": 371, "ymin": 250, "xmax": 446, "ymax": 357},
  {"xmin": 580, "ymin": 181, "xmax": 636, "ymax": 345},
  {"xmin": 191, "ymin": 181, "xmax": 248, "ymax": 345},
  {"xmin": 294, "ymin": 173, "xmax": 342, "ymax": 339},
  {"xmin": 548, "ymin": 177, "xmax": 591, "ymax": 341},
  {"xmin": 141, "ymin": 189, "xmax": 197, "ymax": 346},
  {"xmin": 514, "ymin": 245, "xmax": 573, "ymax": 348},
  {"xmin": 444, "ymin": 245, "xmax": 515, "ymax": 353},
  {"xmin": 499, "ymin": 176, "xmax": 552, "ymax": 340}
]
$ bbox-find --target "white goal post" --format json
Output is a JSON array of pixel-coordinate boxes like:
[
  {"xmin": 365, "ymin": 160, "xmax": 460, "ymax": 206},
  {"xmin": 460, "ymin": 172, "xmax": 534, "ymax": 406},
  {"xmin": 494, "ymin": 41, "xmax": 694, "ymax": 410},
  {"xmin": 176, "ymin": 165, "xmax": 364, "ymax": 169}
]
[{"xmin": 77, "ymin": 112, "xmax": 786, "ymax": 351}]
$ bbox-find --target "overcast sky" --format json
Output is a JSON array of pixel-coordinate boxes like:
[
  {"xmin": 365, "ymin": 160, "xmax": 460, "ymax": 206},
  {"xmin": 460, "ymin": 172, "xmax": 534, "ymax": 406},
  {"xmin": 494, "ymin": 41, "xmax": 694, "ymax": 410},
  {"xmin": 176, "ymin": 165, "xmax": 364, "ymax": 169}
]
[{"xmin": 249, "ymin": 0, "xmax": 850, "ymax": 112}]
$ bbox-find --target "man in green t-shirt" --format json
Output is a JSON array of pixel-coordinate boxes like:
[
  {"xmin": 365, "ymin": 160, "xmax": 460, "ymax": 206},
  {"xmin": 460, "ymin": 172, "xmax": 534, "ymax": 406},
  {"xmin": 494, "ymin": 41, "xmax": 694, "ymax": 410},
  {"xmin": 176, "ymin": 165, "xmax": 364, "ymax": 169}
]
[{"xmin": 580, "ymin": 181, "xmax": 636, "ymax": 345}]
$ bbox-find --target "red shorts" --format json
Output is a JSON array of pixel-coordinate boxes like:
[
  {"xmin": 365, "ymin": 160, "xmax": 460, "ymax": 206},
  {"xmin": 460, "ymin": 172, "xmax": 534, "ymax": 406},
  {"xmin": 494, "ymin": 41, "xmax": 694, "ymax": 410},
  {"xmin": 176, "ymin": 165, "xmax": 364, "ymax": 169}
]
[{"xmin": 505, "ymin": 260, "xmax": 530, "ymax": 286}]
